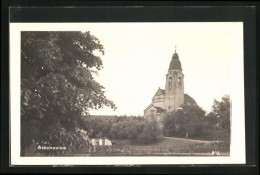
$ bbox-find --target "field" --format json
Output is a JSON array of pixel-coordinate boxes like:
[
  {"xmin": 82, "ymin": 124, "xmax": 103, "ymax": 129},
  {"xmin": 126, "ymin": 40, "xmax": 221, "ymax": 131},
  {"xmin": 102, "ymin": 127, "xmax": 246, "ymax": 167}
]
[
  {"xmin": 113, "ymin": 137, "xmax": 212, "ymax": 151},
  {"xmin": 89, "ymin": 137, "xmax": 229, "ymax": 156},
  {"xmin": 23, "ymin": 136, "xmax": 229, "ymax": 157}
]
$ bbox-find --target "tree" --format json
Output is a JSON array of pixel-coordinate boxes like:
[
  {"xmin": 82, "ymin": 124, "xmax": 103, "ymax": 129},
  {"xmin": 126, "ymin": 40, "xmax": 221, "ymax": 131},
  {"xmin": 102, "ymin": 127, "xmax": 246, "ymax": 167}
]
[
  {"xmin": 109, "ymin": 121, "xmax": 128, "ymax": 139},
  {"xmin": 206, "ymin": 112, "xmax": 218, "ymax": 125},
  {"xmin": 180, "ymin": 105, "xmax": 205, "ymax": 137},
  {"xmin": 137, "ymin": 119, "xmax": 162, "ymax": 144},
  {"xmin": 208, "ymin": 95, "xmax": 231, "ymax": 148},
  {"xmin": 211, "ymin": 95, "xmax": 231, "ymax": 132},
  {"xmin": 21, "ymin": 31, "xmax": 116, "ymax": 155},
  {"xmin": 162, "ymin": 114, "xmax": 176, "ymax": 137},
  {"xmin": 162, "ymin": 104, "xmax": 205, "ymax": 138},
  {"xmin": 125, "ymin": 119, "xmax": 145, "ymax": 142}
]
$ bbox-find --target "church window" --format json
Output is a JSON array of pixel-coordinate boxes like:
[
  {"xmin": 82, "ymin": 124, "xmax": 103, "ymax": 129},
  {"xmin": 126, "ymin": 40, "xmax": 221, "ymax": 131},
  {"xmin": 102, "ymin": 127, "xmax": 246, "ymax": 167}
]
[
  {"xmin": 178, "ymin": 77, "xmax": 181, "ymax": 84},
  {"xmin": 169, "ymin": 77, "xmax": 172, "ymax": 85}
]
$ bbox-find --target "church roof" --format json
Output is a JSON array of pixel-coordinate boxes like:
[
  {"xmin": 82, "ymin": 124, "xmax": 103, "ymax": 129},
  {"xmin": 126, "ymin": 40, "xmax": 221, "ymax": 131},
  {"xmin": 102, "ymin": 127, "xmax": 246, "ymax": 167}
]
[
  {"xmin": 154, "ymin": 88, "xmax": 165, "ymax": 96},
  {"xmin": 184, "ymin": 94, "xmax": 197, "ymax": 105},
  {"xmin": 144, "ymin": 103, "xmax": 153, "ymax": 112},
  {"xmin": 169, "ymin": 52, "xmax": 182, "ymax": 70}
]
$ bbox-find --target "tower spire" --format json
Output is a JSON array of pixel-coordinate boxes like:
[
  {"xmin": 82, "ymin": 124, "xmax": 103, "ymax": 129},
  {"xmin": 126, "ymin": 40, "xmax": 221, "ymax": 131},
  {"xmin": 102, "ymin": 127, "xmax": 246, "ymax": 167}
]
[{"xmin": 175, "ymin": 45, "xmax": 177, "ymax": 53}]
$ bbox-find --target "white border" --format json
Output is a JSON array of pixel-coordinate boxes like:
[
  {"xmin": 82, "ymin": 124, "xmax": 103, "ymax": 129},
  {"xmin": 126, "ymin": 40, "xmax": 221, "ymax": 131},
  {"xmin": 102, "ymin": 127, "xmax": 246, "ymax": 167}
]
[{"xmin": 10, "ymin": 22, "xmax": 245, "ymax": 165}]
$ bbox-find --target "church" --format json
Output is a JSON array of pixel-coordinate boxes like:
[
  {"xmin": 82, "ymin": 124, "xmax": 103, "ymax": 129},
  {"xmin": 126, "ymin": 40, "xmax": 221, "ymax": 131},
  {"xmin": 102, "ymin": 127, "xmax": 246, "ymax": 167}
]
[{"xmin": 144, "ymin": 48, "xmax": 197, "ymax": 122}]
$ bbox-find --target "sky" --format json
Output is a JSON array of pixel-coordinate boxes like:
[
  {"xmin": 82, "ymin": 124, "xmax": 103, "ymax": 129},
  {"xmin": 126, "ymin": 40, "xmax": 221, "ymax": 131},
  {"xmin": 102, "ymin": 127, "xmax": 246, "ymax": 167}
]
[{"xmin": 76, "ymin": 22, "xmax": 240, "ymax": 116}]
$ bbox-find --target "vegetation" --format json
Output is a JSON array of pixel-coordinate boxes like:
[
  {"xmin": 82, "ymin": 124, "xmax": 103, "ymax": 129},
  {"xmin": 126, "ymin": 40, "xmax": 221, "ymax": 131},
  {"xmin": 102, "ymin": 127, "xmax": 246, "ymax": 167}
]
[
  {"xmin": 208, "ymin": 95, "xmax": 231, "ymax": 131},
  {"xmin": 81, "ymin": 116, "xmax": 162, "ymax": 145},
  {"xmin": 21, "ymin": 31, "xmax": 116, "ymax": 155},
  {"xmin": 90, "ymin": 137, "xmax": 229, "ymax": 156},
  {"xmin": 84, "ymin": 95, "xmax": 230, "ymax": 147},
  {"xmin": 206, "ymin": 95, "xmax": 231, "ymax": 150},
  {"xmin": 162, "ymin": 95, "xmax": 231, "ymax": 143},
  {"xmin": 21, "ymin": 31, "xmax": 231, "ymax": 156},
  {"xmin": 162, "ymin": 104, "xmax": 206, "ymax": 138}
]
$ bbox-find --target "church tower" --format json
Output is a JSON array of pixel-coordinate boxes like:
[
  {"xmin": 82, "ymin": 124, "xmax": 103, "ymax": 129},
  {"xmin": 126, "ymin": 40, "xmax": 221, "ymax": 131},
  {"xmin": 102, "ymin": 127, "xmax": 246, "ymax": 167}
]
[{"xmin": 164, "ymin": 48, "xmax": 184, "ymax": 112}]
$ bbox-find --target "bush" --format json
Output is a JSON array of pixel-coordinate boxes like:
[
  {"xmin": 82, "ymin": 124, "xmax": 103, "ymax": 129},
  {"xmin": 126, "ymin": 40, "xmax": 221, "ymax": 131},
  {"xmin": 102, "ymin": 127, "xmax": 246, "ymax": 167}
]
[{"xmin": 137, "ymin": 119, "xmax": 162, "ymax": 144}]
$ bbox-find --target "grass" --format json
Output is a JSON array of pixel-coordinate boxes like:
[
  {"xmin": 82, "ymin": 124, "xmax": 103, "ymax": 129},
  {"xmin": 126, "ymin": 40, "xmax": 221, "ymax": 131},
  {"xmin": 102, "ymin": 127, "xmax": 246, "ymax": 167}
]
[
  {"xmin": 23, "ymin": 137, "xmax": 230, "ymax": 156},
  {"xmin": 195, "ymin": 127, "xmax": 226, "ymax": 140},
  {"xmin": 24, "ymin": 136, "xmax": 229, "ymax": 156},
  {"xmin": 112, "ymin": 137, "xmax": 214, "ymax": 153}
]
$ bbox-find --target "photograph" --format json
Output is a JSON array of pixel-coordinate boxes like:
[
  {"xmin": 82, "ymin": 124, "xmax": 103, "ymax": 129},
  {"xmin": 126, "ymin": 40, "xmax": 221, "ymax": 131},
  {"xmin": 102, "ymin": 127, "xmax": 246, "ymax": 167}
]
[{"xmin": 10, "ymin": 22, "xmax": 245, "ymax": 165}]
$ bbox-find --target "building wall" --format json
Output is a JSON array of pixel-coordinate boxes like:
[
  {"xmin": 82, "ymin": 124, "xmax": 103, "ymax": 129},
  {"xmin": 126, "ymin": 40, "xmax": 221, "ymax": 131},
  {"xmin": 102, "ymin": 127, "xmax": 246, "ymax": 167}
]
[
  {"xmin": 144, "ymin": 105, "xmax": 152, "ymax": 118},
  {"xmin": 105, "ymin": 139, "xmax": 112, "ymax": 146},
  {"xmin": 91, "ymin": 139, "xmax": 99, "ymax": 145},
  {"xmin": 91, "ymin": 138, "xmax": 112, "ymax": 146},
  {"xmin": 152, "ymin": 94, "xmax": 165, "ymax": 109},
  {"xmin": 148, "ymin": 106, "xmax": 157, "ymax": 119},
  {"xmin": 99, "ymin": 139, "xmax": 103, "ymax": 145},
  {"xmin": 164, "ymin": 70, "xmax": 184, "ymax": 112},
  {"xmin": 144, "ymin": 106, "xmax": 160, "ymax": 120}
]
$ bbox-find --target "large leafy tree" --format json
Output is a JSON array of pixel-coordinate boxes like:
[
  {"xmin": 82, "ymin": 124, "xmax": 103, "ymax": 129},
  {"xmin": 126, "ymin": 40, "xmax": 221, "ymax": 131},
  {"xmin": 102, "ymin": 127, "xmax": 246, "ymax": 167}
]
[
  {"xmin": 211, "ymin": 95, "xmax": 231, "ymax": 131},
  {"xmin": 207, "ymin": 95, "xmax": 231, "ymax": 149},
  {"xmin": 162, "ymin": 114, "xmax": 176, "ymax": 137},
  {"xmin": 162, "ymin": 104, "xmax": 206, "ymax": 138},
  {"xmin": 137, "ymin": 119, "xmax": 162, "ymax": 144},
  {"xmin": 21, "ymin": 31, "xmax": 116, "ymax": 155}
]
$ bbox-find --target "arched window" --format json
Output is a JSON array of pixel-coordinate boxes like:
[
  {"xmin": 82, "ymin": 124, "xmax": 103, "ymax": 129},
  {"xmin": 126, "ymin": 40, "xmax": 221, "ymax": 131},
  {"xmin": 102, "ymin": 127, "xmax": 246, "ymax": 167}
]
[
  {"xmin": 178, "ymin": 77, "xmax": 181, "ymax": 84},
  {"xmin": 169, "ymin": 77, "xmax": 172, "ymax": 85}
]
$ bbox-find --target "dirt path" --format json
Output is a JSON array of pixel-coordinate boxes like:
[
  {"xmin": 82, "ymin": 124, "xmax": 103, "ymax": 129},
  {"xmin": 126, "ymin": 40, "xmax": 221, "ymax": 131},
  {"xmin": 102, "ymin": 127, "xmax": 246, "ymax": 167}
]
[{"xmin": 163, "ymin": 137, "xmax": 213, "ymax": 144}]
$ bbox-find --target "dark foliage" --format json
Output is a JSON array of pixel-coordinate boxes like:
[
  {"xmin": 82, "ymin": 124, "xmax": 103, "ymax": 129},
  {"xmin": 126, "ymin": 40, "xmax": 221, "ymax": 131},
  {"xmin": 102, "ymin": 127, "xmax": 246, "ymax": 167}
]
[
  {"xmin": 82, "ymin": 116, "xmax": 162, "ymax": 144},
  {"xmin": 162, "ymin": 95, "xmax": 230, "ymax": 142},
  {"xmin": 21, "ymin": 32, "xmax": 116, "ymax": 155},
  {"xmin": 162, "ymin": 104, "xmax": 206, "ymax": 138}
]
